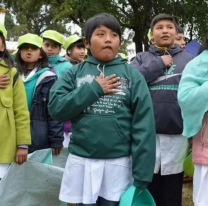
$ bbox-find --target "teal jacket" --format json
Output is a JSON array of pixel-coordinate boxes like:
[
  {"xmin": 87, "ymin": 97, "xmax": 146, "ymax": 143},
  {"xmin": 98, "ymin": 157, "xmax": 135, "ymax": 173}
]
[
  {"xmin": 48, "ymin": 55, "xmax": 156, "ymax": 189},
  {"xmin": 48, "ymin": 55, "xmax": 72, "ymax": 77},
  {"xmin": 178, "ymin": 50, "xmax": 208, "ymax": 137},
  {"xmin": 24, "ymin": 68, "xmax": 49, "ymax": 110}
]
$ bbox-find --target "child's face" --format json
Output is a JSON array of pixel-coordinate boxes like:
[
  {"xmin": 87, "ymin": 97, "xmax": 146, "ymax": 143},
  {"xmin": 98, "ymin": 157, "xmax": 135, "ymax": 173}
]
[
  {"xmin": 175, "ymin": 33, "xmax": 185, "ymax": 51},
  {"xmin": 85, "ymin": 25, "xmax": 120, "ymax": 62},
  {"xmin": 20, "ymin": 44, "xmax": 42, "ymax": 68},
  {"xmin": 68, "ymin": 46, "xmax": 85, "ymax": 62},
  {"xmin": 151, "ymin": 20, "xmax": 176, "ymax": 48},
  {"xmin": 43, "ymin": 39, "xmax": 61, "ymax": 56}
]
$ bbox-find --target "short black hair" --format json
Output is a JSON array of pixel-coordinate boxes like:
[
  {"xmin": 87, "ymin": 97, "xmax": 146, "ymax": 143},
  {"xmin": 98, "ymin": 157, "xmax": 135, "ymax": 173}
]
[
  {"xmin": 176, "ymin": 25, "xmax": 184, "ymax": 34},
  {"xmin": 150, "ymin": 13, "xmax": 177, "ymax": 31},
  {"xmin": 198, "ymin": 37, "xmax": 208, "ymax": 55},
  {"xmin": 84, "ymin": 13, "xmax": 122, "ymax": 44},
  {"xmin": 67, "ymin": 39, "xmax": 85, "ymax": 52},
  {"xmin": 15, "ymin": 46, "xmax": 49, "ymax": 74}
]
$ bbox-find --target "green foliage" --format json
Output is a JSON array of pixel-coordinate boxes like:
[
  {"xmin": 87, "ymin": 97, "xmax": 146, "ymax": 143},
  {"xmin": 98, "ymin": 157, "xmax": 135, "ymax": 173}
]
[
  {"xmin": 2, "ymin": 0, "xmax": 208, "ymax": 52},
  {"xmin": 3, "ymin": 0, "xmax": 70, "ymax": 40}
]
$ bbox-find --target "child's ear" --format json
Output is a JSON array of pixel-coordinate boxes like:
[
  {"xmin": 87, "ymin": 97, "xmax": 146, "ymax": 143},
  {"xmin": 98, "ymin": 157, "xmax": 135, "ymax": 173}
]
[
  {"xmin": 0, "ymin": 44, "xmax": 5, "ymax": 52},
  {"xmin": 83, "ymin": 37, "xmax": 90, "ymax": 49},
  {"xmin": 39, "ymin": 55, "xmax": 43, "ymax": 59},
  {"xmin": 150, "ymin": 31, "xmax": 155, "ymax": 44}
]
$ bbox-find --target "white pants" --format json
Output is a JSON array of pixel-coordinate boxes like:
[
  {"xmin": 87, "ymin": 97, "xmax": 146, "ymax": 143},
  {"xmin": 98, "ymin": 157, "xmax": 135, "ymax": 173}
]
[
  {"xmin": 193, "ymin": 164, "xmax": 208, "ymax": 206},
  {"xmin": 59, "ymin": 154, "xmax": 132, "ymax": 204},
  {"xmin": 63, "ymin": 132, "xmax": 71, "ymax": 148}
]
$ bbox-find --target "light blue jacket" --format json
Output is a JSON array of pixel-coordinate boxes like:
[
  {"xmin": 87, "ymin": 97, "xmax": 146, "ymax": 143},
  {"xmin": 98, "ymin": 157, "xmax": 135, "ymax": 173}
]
[
  {"xmin": 48, "ymin": 55, "xmax": 72, "ymax": 77},
  {"xmin": 178, "ymin": 50, "xmax": 208, "ymax": 137}
]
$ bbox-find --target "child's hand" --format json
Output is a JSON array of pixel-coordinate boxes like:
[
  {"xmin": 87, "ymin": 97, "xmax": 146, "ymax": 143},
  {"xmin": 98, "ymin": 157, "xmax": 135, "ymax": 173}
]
[
  {"xmin": 0, "ymin": 75, "xmax": 10, "ymax": 89},
  {"xmin": 96, "ymin": 73, "xmax": 121, "ymax": 94},
  {"xmin": 161, "ymin": 55, "xmax": 173, "ymax": 67},
  {"xmin": 15, "ymin": 148, "xmax": 28, "ymax": 165},
  {"xmin": 52, "ymin": 148, "xmax": 62, "ymax": 156}
]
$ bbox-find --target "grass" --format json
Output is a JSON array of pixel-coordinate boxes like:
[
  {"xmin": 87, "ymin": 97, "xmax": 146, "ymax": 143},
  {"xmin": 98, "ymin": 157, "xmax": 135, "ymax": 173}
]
[{"xmin": 182, "ymin": 182, "xmax": 193, "ymax": 206}]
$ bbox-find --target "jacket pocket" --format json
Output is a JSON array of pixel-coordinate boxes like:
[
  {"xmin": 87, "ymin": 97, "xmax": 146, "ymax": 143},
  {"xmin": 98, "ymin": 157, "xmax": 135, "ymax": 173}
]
[
  {"xmin": 112, "ymin": 118, "xmax": 128, "ymax": 143},
  {"xmin": 71, "ymin": 115, "xmax": 129, "ymax": 156},
  {"xmin": 0, "ymin": 96, "xmax": 13, "ymax": 108}
]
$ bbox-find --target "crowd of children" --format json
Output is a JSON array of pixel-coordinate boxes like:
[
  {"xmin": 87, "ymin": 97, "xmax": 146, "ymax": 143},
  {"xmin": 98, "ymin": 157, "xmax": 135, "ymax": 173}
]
[{"xmin": 0, "ymin": 11, "xmax": 207, "ymax": 206}]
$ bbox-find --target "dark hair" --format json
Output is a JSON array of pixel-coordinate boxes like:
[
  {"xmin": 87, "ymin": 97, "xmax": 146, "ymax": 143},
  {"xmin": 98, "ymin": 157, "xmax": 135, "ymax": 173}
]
[
  {"xmin": 84, "ymin": 13, "xmax": 122, "ymax": 44},
  {"xmin": 198, "ymin": 37, "xmax": 208, "ymax": 55},
  {"xmin": 176, "ymin": 25, "xmax": 184, "ymax": 34},
  {"xmin": 67, "ymin": 40, "xmax": 85, "ymax": 53},
  {"xmin": 150, "ymin": 13, "xmax": 177, "ymax": 31},
  {"xmin": 15, "ymin": 46, "xmax": 49, "ymax": 74},
  {"xmin": 43, "ymin": 38, "xmax": 62, "ymax": 48},
  {"xmin": 0, "ymin": 34, "xmax": 14, "ymax": 71}
]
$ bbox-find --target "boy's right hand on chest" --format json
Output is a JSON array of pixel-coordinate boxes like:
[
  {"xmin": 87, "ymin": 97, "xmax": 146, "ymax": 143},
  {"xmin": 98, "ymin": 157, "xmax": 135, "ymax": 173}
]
[
  {"xmin": 0, "ymin": 75, "xmax": 10, "ymax": 89},
  {"xmin": 161, "ymin": 55, "xmax": 173, "ymax": 67},
  {"xmin": 95, "ymin": 73, "xmax": 121, "ymax": 94}
]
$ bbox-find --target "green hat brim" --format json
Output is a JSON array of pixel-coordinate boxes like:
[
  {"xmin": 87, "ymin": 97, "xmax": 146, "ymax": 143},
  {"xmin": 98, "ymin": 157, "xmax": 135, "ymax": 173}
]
[{"xmin": 64, "ymin": 35, "xmax": 83, "ymax": 50}]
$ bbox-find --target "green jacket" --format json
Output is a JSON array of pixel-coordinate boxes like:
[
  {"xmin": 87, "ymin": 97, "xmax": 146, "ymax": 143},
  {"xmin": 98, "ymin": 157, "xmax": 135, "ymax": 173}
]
[
  {"xmin": 48, "ymin": 55, "xmax": 156, "ymax": 189},
  {"xmin": 48, "ymin": 55, "xmax": 72, "ymax": 77},
  {"xmin": 0, "ymin": 61, "xmax": 31, "ymax": 163}
]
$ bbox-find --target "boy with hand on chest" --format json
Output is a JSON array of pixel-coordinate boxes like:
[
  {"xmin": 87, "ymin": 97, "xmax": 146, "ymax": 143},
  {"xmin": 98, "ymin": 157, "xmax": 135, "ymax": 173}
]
[
  {"xmin": 49, "ymin": 13, "xmax": 156, "ymax": 206},
  {"xmin": 131, "ymin": 13, "xmax": 193, "ymax": 206}
]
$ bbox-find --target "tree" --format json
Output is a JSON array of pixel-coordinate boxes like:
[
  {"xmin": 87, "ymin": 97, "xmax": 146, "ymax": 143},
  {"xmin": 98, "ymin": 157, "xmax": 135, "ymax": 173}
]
[
  {"xmin": 3, "ymin": 0, "xmax": 208, "ymax": 51},
  {"xmin": 2, "ymin": 0, "xmax": 70, "ymax": 40},
  {"xmin": 51, "ymin": 0, "xmax": 208, "ymax": 52}
]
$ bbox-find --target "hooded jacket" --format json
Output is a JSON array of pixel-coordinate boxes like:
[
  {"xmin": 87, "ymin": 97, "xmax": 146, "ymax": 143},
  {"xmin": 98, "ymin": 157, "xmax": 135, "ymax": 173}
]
[
  {"xmin": 48, "ymin": 55, "xmax": 156, "ymax": 189},
  {"xmin": 28, "ymin": 69, "xmax": 64, "ymax": 153},
  {"xmin": 131, "ymin": 45, "xmax": 193, "ymax": 134},
  {"xmin": 48, "ymin": 55, "xmax": 72, "ymax": 77}
]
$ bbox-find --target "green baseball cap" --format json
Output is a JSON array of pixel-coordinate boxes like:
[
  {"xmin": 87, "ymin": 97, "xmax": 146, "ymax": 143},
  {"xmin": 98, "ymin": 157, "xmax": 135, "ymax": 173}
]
[
  {"xmin": 18, "ymin": 33, "xmax": 43, "ymax": 48},
  {"xmin": 41, "ymin": 30, "xmax": 65, "ymax": 45},
  {"xmin": 0, "ymin": 22, "xmax": 7, "ymax": 39},
  {"xmin": 63, "ymin": 34, "xmax": 83, "ymax": 50}
]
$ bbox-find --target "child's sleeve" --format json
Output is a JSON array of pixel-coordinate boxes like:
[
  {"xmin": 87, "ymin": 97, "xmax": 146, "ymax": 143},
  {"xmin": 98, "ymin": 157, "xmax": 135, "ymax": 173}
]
[
  {"xmin": 130, "ymin": 71, "xmax": 156, "ymax": 189},
  {"xmin": 13, "ymin": 73, "xmax": 31, "ymax": 146},
  {"xmin": 48, "ymin": 68, "xmax": 104, "ymax": 121},
  {"xmin": 131, "ymin": 52, "xmax": 165, "ymax": 84},
  {"xmin": 46, "ymin": 79, "xmax": 64, "ymax": 148}
]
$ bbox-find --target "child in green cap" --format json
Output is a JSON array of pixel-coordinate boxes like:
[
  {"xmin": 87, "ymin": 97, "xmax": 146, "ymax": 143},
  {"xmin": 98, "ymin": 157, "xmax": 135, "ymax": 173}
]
[
  {"xmin": 15, "ymin": 33, "xmax": 63, "ymax": 155},
  {"xmin": 0, "ymin": 24, "xmax": 31, "ymax": 179},
  {"xmin": 64, "ymin": 34, "xmax": 85, "ymax": 65},
  {"xmin": 42, "ymin": 30, "xmax": 72, "ymax": 77}
]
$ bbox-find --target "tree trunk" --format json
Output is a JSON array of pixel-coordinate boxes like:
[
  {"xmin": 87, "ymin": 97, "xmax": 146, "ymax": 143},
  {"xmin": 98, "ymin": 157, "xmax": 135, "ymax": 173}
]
[{"xmin": 133, "ymin": 28, "xmax": 143, "ymax": 53}]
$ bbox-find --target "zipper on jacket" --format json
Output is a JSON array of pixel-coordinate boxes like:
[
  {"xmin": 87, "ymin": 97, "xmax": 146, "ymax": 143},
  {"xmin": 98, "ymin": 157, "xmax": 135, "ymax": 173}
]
[{"xmin": 164, "ymin": 50, "xmax": 172, "ymax": 80}]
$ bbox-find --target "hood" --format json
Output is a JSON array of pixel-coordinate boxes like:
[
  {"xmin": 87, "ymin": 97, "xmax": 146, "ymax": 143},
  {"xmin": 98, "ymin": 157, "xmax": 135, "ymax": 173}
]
[
  {"xmin": 85, "ymin": 55, "xmax": 127, "ymax": 77},
  {"xmin": 86, "ymin": 55, "xmax": 127, "ymax": 67},
  {"xmin": 35, "ymin": 68, "xmax": 56, "ymax": 87},
  {"xmin": 149, "ymin": 44, "xmax": 182, "ymax": 56},
  {"xmin": 24, "ymin": 68, "xmax": 49, "ymax": 83},
  {"xmin": 48, "ymin": 54, "xmax": 67, "ymax": 65}
]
